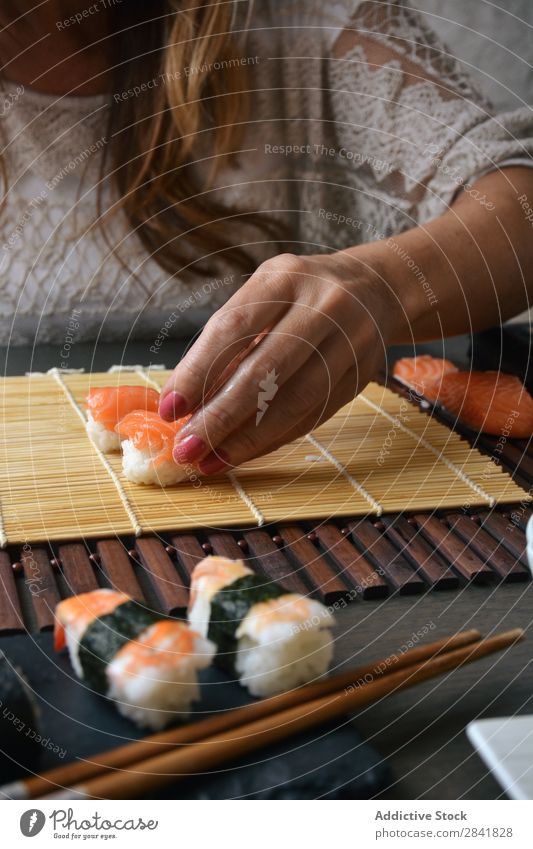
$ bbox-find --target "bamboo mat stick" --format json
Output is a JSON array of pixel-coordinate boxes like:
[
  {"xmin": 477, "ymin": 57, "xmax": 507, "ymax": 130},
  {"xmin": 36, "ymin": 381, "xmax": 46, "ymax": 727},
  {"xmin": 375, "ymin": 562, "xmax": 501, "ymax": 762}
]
[
  {"xmin": 44, "ymin": 629, "xmax": 522, "ymax": 801},
  {"xmin": 2, "ymin": 629, "xmax": 481, "ymax": 800}
]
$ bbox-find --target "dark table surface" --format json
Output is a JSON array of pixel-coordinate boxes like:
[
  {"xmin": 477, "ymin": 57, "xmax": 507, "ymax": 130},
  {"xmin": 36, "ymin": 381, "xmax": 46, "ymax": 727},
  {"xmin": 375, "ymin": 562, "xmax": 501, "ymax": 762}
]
[{"xmin": 1, "ymin": 333, "xmax": 531, "ymax": 800}]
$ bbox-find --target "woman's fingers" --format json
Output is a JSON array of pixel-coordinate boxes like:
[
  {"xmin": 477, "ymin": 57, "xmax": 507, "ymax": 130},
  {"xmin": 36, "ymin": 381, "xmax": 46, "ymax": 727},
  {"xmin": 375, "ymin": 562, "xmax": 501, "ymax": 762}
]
[
  {"xmin": 196, "ymin": 367, "xmax": 363, "ymax": 474},
  {"xmin": 172, "ymin": 310, "xmax": 335, "ymax": 464},
  {"xmin": 158, "ymin": 256, "xmax": 301, "ymax": 420}
]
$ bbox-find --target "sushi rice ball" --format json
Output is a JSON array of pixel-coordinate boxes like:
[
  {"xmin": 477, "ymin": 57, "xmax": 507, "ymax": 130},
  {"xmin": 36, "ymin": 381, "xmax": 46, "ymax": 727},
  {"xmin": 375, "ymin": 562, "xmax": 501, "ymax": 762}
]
[
  {"xmin": 55, "ymin": 589, "xmax": 215, "ymax": 729},
  {"xmin": 85, "ymin": 385, "xmax": 160, "ymax": 453},
  {"xmin": 115, "ymin": 410, "xmax": 189, "ymax": 486},
  {"xmin": 189, "ymin": 556, "xmax": 334, "ymax": 698}
]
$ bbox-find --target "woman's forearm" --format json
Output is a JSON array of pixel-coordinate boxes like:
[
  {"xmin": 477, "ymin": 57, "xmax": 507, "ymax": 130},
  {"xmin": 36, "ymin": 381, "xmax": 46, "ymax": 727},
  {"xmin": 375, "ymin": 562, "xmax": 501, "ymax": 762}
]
[{"xmin": 344, "ymin": 166, "xmax": 533, "ymax": 344}]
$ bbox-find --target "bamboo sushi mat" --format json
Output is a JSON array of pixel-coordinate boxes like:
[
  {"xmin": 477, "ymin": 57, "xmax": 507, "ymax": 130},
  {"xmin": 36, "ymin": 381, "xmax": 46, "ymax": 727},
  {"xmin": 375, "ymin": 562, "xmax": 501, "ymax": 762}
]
[{"xmin": 0, "ymin": 366, "xmax": 528, "ymax": 546}]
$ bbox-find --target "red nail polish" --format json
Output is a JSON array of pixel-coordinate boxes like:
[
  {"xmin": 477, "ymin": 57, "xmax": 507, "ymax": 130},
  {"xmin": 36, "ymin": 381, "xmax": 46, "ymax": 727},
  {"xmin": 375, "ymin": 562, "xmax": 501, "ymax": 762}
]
[
  {"xmin": 173, "ymin": 434, "xmax": 206, "ymax": 463},
  {"xmin": 159, "ymin": 391, "xmax": 187, "ymax": 421},
  {"xmin": 198, "ymin": 450, "xmax": 230, "ymax": 476}
]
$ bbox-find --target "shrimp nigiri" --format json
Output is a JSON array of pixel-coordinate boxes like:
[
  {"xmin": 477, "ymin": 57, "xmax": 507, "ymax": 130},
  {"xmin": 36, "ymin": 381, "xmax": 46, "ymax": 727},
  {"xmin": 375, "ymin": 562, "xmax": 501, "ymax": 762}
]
[
  {"xmin": 85, "ymin": 385, "xmax": 160, "ymax": 452},
  {"xmin": 115, "ymin": 410, "xmax": 190, "ymax": 486},
  {"xmin": 54, "ymin": 589, "xmax": 215, "ymax": 729}
]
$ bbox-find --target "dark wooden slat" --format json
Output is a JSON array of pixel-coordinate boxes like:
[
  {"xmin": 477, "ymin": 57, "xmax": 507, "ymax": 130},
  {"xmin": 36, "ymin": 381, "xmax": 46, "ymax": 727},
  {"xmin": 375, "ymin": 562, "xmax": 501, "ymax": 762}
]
[
  {"xmin": 57, "ymin": 544, "xmax": 98, "ymax": 595},
  {"xmin": 243, "ymin": 530, "xmax": 309, "ymax": 594},
  {"xmin": 21, "ymin": 548, "xmax": 60, "ymax": 631},
  {"xmin": 208, "ymin": 532, "xmax": 245, "ymax": 562},
  {"xmin": 279, "ymin": 524, "xmax": 350, "ymax": 603},
  {"xmin": 314, "ymin": 524, "xmax": 388, "ymax": 599},
  {"xmin": 171, "ymin": 534, "xmax": 205, "ymax": 582},
  {"xmin": 382, "ymin": 516, "xmax": 459, "ymax": 590},
  {"xmin": 477, "ymin": 510, "xmax": 528, "ymax": 565},
  {"xmin": 135, "ymin": 538, "xmax": 188, "ymax": 615},
  {"xmin": 0, "ymin": 552, "xmax": 24, "ymax": 633},
  {"xmin": 414, "ymin": 515, "xmax": 493, "ymax": 583},
  {"xmin": 97, "ymin": 540, "xmax": 144, "ymax": 600},
  {"xmin": 347, "ymin": 520, "xmax": 425, "ymax": 594},
  {"xmin": 446, "ymin": 514, "xmax": 529, "ymax": 583}
]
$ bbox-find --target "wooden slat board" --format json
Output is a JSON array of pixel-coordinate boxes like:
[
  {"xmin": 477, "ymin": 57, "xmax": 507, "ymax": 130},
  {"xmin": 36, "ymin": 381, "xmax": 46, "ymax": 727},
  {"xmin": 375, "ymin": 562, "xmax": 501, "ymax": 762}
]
[
  {"xmin": 0, "ymin": 368, "xmax": 528, "ymax": 545},
  {"xmin": 0, "ymin": 506, "xmax": 529, "ymax": 636}
]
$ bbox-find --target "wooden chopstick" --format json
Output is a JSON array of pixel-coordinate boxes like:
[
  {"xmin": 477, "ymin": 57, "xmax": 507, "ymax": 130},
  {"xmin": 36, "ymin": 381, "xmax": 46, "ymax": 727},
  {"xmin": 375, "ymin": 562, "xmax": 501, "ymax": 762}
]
[
  {"xmin": 1, "ymin": 628, "xmax": 481, "ymax": 800},
  {"xmin": 42, "ymin": 628, "xmax": 523, "ymax": 801}
]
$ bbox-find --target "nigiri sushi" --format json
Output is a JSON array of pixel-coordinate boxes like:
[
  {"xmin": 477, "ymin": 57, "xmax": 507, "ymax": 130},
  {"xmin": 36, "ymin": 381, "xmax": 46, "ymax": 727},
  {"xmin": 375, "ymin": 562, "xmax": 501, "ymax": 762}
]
[
  {"xmin": 54, "ymin": 589, "xmax": 215, "ymax": 729},
  {"xmin": 188, "ymin": 556, "xmax": 334, "ymax": 697},
  {"xmin": 115, "ymin": 410, "xmax": 189, "ymax": 486},
  {"xmin": 86, "ymin": 385, "xmax": 160, "ymax": 452},
  {"xmin": 393, "ymin": 355, "xmax": 458, "ymax": 396}
]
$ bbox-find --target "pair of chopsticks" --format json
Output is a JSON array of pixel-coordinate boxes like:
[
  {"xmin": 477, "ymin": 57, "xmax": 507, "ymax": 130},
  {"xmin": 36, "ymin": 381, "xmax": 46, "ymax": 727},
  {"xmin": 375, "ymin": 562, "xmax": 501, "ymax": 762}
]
[{"xmin": 3, "ymin": 627, "xmax": 523, "ymax": 800}]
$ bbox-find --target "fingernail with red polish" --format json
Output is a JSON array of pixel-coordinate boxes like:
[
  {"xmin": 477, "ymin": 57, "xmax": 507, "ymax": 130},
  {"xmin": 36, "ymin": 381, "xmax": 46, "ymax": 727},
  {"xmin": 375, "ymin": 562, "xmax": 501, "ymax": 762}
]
[
  {"xmin": 159, "ymin": 391, "xmax": 187, "ymax": 421},
  {"xmin": 173, "ymin": 434, "xmax": 206, "ymax": 464},
  {"xmin": 198, "ymin": 450, "xmax": 230, "ymax": 476}
]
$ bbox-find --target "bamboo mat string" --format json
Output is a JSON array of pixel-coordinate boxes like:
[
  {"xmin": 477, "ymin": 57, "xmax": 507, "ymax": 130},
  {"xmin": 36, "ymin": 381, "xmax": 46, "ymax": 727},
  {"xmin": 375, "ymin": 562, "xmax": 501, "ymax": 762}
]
[
  {"xmin": 227, "ymin": 471, "xmax": 265, "ymax": 526},
  {"xmin": 358, "ymin": 392, "xmax": 495, "ymax": 506},
  {"xmin": 107, "ymin": 365, "xmax": 165, "ymax": 392},
  {"xmin": 48, "ymin": 368, "xmax": 143, "ymax": 536},
  {"xmin": 305, "ymin": 433, "xmax": 383, "ymax": 515}
]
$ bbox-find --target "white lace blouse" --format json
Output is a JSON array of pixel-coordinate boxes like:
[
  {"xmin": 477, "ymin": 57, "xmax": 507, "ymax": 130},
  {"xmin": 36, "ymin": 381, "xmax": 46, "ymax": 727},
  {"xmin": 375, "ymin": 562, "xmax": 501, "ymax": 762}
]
[{"xmin": 2, "ymin": 0, "xmax": 533, "ymax": 345}]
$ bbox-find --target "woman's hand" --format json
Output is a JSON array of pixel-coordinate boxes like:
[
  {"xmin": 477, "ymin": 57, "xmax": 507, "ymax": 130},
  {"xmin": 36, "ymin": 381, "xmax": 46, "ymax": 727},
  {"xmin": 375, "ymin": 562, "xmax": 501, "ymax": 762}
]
[{"xmin": 159, "ymin": 249, "xmax": 395, "ymax": 475}]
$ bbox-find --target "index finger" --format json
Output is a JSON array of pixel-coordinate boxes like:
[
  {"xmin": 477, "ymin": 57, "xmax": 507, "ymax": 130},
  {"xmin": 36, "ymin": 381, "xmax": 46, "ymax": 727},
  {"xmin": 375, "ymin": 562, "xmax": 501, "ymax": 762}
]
[{"xmin": 159, "ymin": 295, "xmax": 287, "ymax": 421}]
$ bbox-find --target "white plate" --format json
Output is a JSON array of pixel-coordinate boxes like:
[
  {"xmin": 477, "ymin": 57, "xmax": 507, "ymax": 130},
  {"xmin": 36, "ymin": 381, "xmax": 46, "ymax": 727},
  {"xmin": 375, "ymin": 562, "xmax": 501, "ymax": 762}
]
[{"xmin": 467, "ymin": 716, "xmax": 533, "ymax": 799}]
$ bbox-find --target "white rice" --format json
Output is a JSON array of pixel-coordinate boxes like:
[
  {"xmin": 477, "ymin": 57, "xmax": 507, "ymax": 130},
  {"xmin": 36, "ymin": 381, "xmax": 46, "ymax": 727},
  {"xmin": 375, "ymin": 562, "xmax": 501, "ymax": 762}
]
[
  {"xmin": 121, "ymin": 439, "xmax": 188, "ymax": 486},
  {"xmin": 234, "ymin": 595, "xmax": 334, "ymax": 697},
  {"xmin": 107, "ymin": 626, "xmax": 216, "ymax": 730},
  {"xmin": 86, "ymin": 413, "xmax": 121, "ymax": 453}
]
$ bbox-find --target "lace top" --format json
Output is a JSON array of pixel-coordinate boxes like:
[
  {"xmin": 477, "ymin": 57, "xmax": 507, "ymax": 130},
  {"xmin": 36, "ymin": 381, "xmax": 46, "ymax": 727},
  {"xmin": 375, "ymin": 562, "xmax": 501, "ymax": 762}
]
[{"xmin": 2, "ymin": 0, "xmax": 533, "ymax": 345}]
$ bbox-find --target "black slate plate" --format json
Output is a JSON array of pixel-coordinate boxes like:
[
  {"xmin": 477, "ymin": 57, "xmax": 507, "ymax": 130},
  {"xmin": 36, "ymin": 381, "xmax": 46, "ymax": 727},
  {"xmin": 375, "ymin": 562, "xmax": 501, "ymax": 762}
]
[{"xmin": 0, "ymin": 632, "xmax": 391, "ymax": 799}]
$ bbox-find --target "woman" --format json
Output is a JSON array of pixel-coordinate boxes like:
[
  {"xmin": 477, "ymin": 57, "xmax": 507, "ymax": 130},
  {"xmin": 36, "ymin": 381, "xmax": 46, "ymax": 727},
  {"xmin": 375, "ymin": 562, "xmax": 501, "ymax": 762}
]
[{"xmin": 2, "ymin": 1, "xmax": 533, "ymax": 476}]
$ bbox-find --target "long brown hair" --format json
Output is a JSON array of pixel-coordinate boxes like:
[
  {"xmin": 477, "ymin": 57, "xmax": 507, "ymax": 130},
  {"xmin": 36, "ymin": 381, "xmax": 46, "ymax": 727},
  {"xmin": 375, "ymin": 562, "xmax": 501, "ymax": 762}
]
[{"xmin": 106, "ymin": 0, "xmax": 276, "ymax": 278}]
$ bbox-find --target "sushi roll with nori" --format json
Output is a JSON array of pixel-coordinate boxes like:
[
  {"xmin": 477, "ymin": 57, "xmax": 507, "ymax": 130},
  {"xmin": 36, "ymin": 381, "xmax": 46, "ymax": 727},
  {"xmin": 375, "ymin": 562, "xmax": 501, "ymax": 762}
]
[
  {"xmin": 188, "ymin": 557, "xmax": 334, "ymax": 697},
  {"xmin": 115, "ymin": 410, "xmax": 189, "ymax": 486},
  {"xmin": 85, "ymin": 385, "xmax": 160, "ymax": 452},
  {"xmin": 0, "ymin": 652, "xmax": 40, "ymax": 782},
  {"xmin": 54, "ymin": 589, "xmax": 215, "ymax": 729}
]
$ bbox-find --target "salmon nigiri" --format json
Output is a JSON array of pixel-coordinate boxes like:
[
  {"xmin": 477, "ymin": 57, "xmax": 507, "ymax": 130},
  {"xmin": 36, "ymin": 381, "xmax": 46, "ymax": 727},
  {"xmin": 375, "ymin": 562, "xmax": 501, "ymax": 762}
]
[
  {"xmin": 115, "ymin": 410, "xmax": 190, "ymax": 486},
  {"xmin": 393, "ymin": 355, "xmax": 458, "ymax": 396},
  {"xmin": 85, "ymin": 385, "xmax": 160, "ymax": 452},
  {"xmin": 425, "ymin": 370, "xmax": 533, "ymax": 437}
]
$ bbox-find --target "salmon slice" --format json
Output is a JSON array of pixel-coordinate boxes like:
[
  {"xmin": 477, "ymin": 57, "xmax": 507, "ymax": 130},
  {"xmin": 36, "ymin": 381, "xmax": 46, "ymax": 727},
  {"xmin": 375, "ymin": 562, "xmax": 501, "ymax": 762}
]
[
  {"xmin": 426, "ymin": 370, "xmax": 533, "ymax": 437},
  {"xmin": 393, "ymin": 355, "xmax": 458, "ymax": 396},
  {"xmin": 86, "ymin": 386, "xmax": 160, "ymax": 430},
  {"xmin": 115, "ymin": 410, "xmax": 189, "ymax": 465}
]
